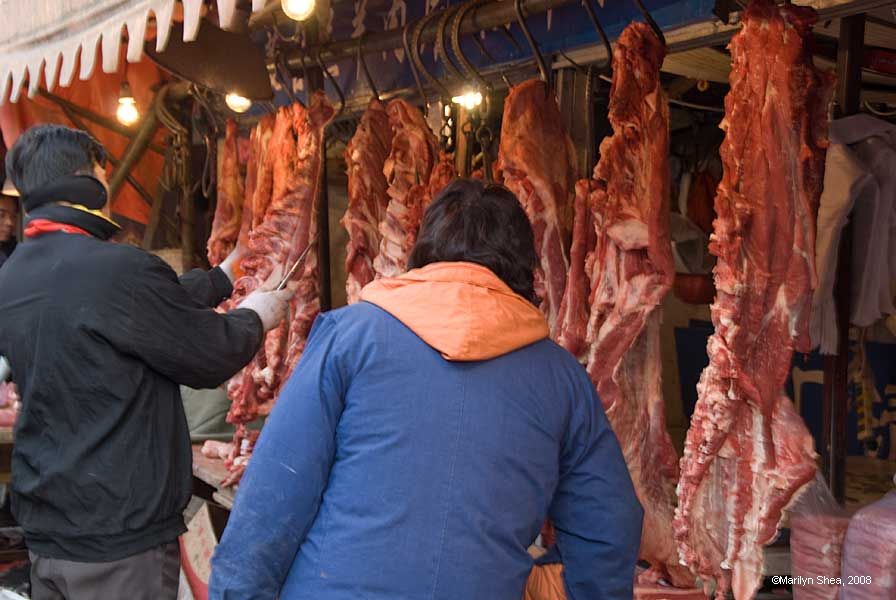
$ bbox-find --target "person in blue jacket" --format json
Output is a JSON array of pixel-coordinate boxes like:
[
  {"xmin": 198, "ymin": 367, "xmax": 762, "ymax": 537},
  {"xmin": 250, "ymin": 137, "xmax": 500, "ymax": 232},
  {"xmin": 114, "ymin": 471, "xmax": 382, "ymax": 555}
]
[{"xmin": 210, "ymin": 179, "xmax": 643, "ymax": 600}]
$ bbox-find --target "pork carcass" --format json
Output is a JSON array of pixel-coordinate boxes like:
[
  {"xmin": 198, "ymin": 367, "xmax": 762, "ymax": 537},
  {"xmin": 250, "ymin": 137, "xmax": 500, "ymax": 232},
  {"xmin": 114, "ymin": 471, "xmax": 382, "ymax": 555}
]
[
  {"xmin": 207, "ymin": 119, "xmax": 244, "ymax": 266},
  {"xmin": 343, "ymin": 99, "xmax": 393, "ymax": 304},
  {"xmin": 496, "ymin": 79, "xmax": 576, "ymax": 337},
  {"xmin": 373, "ymin": 99, "xmax": 439, "ymax": 279},
  {"xmin": 579, "ymin": 22, "xmax": 693, "ymax": 588},
  {"xmin": 226, "ymin": 93, "xmax": 334, "ymax": 425},
  {"xmin": 673, "ymin": 2, "xmax": 833, "ymax": 597}
]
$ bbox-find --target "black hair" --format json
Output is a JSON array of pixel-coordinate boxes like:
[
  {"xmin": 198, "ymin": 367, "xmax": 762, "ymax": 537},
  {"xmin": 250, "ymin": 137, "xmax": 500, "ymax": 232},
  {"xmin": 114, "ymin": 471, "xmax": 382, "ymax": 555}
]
[
  {"xmin": 4, "ymin": 125, "xmax": 107, "ymax": 197},
  {"xmin": 408, "ymin": 179, "xmax": 538, "ymax": 303}
]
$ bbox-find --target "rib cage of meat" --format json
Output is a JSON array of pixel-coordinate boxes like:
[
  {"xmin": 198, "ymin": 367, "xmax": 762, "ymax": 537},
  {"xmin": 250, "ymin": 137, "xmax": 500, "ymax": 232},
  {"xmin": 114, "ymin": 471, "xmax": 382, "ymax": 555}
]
[
  {"xmin": 496, "ymin": 79, "xmax": 576, "ymax": 338},
  {"xmin": 207, "ymin": 119, "xmax": 244, "ymax": 266},
  {"xmin": 226, "ymin": 93, "xmax": 334, "ymax": 428},
  {"xmin": 567, "ymin": 23, "xmax": 692, "ymax": 589},
  {"xmin": 673, "ymin": 3, "xmax": 833, "ymax": 598},
  {"xmin": 373, "ymin": 99, "xmax": 439, "ymax": 279},
  {"xmin": 343, "ymin": 99, "xmax": 394, "ymax": 304}
]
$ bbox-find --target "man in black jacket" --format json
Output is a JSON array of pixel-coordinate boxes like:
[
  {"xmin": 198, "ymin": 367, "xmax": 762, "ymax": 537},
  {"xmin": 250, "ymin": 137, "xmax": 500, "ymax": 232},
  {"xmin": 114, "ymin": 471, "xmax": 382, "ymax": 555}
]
[{"xmin": 0, "ymin": 124, "xmax": 290, "ymax": 599}]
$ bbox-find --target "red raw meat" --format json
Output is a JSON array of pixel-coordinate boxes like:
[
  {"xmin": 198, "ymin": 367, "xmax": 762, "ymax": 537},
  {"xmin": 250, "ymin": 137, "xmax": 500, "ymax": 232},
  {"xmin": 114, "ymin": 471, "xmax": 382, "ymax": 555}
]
[
  {"xmin": 673, "ymin": 2, "xmax": 834, "ymax": 597},
  {"xmin": 789, "ymin": 476, "xmax": 850, "ymax": 600},
  {"xmin": 840, "ymin": 489, "xmax": 896, "ymax": 599},
  {"xmin": 426, "ymin": 152, "xmax": 457, "ymax": 207},
  {"xmin": 579, "ymin": 22, "xmax": 691, "ymax": 588},
  {"xmin": 556, "ymin": 184, "xmax": 595, "ymax": 361},
  {"xmin": 343, "ymin": 99, "xmax": 393, "ymax": 304},
  {"xmin": 236, "ymin": 114, "xmax": 275, "ymax": 252},
  {"xmin": 226, "ymin": 93, "xmax": 334, "ymax": 426},
  {"xmin": 373, "ymin": 99, "xmax": 439, "ymax": 279},
  {"xmin": 496, "ymin": 79, "xmax": 576, "ymax": 337},
  {"xmin": 207, "ymin": 119, "xmax": 244, "ymax": 266}
]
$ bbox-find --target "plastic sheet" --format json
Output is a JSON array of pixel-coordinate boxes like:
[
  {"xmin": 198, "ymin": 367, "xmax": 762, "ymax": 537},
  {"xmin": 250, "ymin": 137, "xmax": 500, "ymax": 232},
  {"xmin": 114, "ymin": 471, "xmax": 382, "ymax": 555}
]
[
  {"xmin": 841, "ymin": 487, "xmax": 896, "ymax": 599},
  {"xmin": 789, "ymin": 473, "xmax": 850, "ymax": 600}
]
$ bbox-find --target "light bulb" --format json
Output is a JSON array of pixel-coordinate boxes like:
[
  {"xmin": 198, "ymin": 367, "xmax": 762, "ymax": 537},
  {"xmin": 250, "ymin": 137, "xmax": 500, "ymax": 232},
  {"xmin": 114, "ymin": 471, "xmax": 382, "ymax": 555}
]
[
  {"xmin": 225, "ymin": 93, "xmax": 252, "ymax": 113},
  {"xmin": 451, "ymin": 90, "xmax": 483, "ymax": 111},
  {"xmin": 281, "ymin": 0, "xmax": 315, "ymax": 21},
  {"xmin": 117, "ymin": 97, "xmax": 139, "ymax": 126},
  {"xmin": 117, "ymin": 81, "xmax": 140, "ymax": 126}
]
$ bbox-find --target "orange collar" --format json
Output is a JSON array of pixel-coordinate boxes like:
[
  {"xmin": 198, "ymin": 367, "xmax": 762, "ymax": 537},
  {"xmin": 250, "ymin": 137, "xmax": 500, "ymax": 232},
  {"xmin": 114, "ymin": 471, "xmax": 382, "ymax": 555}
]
[{"xmin": 24, "ymin": 219, "xmax": 92, "ymax": 239}]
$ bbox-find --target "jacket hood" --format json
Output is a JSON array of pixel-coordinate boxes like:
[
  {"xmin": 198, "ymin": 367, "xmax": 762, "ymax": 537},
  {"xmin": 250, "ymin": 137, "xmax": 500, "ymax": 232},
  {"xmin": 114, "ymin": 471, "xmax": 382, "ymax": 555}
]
[{"xmin": 361, "ymin": 262, "xmax": 549, "ymax": 361}]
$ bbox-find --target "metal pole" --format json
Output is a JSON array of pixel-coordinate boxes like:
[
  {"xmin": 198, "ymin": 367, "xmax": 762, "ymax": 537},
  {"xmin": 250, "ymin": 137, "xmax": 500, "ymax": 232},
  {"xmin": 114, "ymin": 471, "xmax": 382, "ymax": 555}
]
[
  {"xmin": 822, "ymin": 13, "xmax": 864, "ymax": 505},
  {"xmin": 318, "ymin": 153, "xmax": 332, "ymax": 312},
  {"xmin": 107, "ymin": 92, "xmax": 162, "ymax": 199},
  {"xmin": 276, "ymin": 0, "xmax": 577, "ymax": 70},
  {"xmin": 180, "ymin": 141, "xmax": 195, "ymax": 271},
  {"xmin": 37, "ymin": 90, "xmax": 166, "ymax": 156}
]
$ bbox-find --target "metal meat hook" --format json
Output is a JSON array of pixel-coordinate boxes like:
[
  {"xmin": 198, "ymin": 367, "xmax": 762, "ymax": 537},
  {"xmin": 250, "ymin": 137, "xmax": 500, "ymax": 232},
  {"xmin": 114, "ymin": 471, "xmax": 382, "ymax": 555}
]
[
  {"xmin": 582, "ymin": 0, "xmax": 613, "ymax": 75},
  {"xmin": 316, "ymin": 51, "xmax": 345, "ymax": 120},
  {"xmin": 437, "ymin": 3, "xmax": 466, "ymax": 82},
  {"xmin": 410, "ymin": 12, "xmax": 452, "ymax": 103},
  {"xmin": 633, "ymin": 0, "xmax": 667, "ymax": 46},
  {"xmin": 452, "ymin": 0, "xmax": 497, "ymax": 94},
  {"xmin": 402, "ymin": 23, "xmax": 429, "ymax": 108},
  {"xmin": 513, "ymin": 0, "xmax": 551, "ymax": 94},
  {"xmin": 357, "ymin": 33, "xmax": 380, "ymax": 101}
]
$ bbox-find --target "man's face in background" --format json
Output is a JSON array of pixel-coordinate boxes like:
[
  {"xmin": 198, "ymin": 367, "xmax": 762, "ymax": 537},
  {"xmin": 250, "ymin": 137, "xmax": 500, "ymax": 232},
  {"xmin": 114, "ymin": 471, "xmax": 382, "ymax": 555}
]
[{"xmin": 0, "ymin": 196, "xmax": 17, "ymax": 243}]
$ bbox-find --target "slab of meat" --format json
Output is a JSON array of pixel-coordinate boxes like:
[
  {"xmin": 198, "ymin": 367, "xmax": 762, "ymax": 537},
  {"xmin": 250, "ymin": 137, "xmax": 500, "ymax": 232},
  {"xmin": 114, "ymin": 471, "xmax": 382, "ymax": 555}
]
[
  {"xmin": 496, "ymin": 79, "xmax": 575, "ymax": 337},
  {"xmin": 201, "ymin": 440, "xmax": 235, "ymax": 460},
  {"xmin": 226, "ymin": 93, "xmax": 334, "ymax": 425},
  {"xmin": 207, "ymin": 119, "xmax": 244, "ymax": 266},
  {"xmin": 426, "ymin": 152, "xmax": 457, "ymax": 207},
  {"xmin": 373, "ymin": 99, "xmax": 439, "ymax": 279},
  {"xmin": 343, "ymin": 99, "xmax": 393, "ymax": 304},
  {"xmin": 575, "ymin": 22, "xmax": 691, "ymax": 589},
  {"xmin": 236, "ymin": 114, "xmax": 275, "ymax": 253},
  {"xmin": 673, "ymin": 2, "xmax": 834, "ymax": 597},
  {"xmin": 556, "ymin": 185, "xmax": 595, "ymax": 361}
]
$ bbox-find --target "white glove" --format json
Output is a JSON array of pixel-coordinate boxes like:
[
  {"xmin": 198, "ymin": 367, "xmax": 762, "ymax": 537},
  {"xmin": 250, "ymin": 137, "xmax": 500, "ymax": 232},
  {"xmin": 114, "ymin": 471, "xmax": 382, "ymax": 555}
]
[{"xmin": 238, "ymin": 288, "xmax": 292, "ymax": 331}]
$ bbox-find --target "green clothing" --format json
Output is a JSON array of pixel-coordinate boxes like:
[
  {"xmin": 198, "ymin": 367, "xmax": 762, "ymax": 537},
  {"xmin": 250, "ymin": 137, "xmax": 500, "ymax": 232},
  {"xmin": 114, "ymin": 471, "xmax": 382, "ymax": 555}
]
[{"xmin": 180, "ymin": 386, "xmax": 264, "ymax": 442}]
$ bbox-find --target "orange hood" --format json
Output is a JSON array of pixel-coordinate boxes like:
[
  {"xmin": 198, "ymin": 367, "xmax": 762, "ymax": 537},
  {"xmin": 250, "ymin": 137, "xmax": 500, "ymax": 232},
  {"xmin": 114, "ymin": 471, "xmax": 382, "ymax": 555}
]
[{"xmin": 360, "ymin": 262, "xmax": 549, "ymax": 361}]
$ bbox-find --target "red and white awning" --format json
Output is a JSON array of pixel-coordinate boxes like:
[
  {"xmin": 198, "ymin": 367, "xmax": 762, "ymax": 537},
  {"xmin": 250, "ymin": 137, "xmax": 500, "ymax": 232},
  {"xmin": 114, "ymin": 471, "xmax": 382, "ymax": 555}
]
[{"xmin": 0, "ymin": 0, "xmax": 268, "ymax": 104}]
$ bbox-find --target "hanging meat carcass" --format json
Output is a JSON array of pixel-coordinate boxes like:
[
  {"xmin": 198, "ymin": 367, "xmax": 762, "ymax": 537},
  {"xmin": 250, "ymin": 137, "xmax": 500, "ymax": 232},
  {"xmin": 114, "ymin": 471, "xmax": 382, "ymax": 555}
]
[
  {"xmin": 207, "ymin": 119, "xmax": 244, "ymax": 266},
  {"xmin": 343, "ymin": 99, "xmax": 394, "ymax": 304},
  {"xmin": 576, "ymin": 22, "xmax": 693, "ymax": 588},
  {"xmin": 226, "ymin": 93, "xmax": 334, "ymax": 426},
  {"xmin": 373, "ymin": 99, "xmax": 440, "ymax": 279},
  {"xmin": 674, "ymin": 2, "xmax": 834, "ymax": 597},
  {"xmin": 496, "ymin": 79, "xmax": 576, "ymax": 338}
]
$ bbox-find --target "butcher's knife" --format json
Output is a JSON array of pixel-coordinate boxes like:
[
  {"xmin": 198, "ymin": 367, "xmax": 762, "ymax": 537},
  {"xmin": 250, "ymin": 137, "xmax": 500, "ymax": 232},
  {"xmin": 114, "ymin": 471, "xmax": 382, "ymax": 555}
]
[{"xmin": 276, "ymin": 236, "xmax": 318, "ymax": 291}]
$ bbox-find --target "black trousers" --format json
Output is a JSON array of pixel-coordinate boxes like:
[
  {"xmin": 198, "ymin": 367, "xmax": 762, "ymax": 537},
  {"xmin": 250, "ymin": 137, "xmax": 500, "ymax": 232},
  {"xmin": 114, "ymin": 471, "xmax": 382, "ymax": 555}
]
[{"xmin": 29, "ymin": 542, "xmax": 180, "ymax": 600}]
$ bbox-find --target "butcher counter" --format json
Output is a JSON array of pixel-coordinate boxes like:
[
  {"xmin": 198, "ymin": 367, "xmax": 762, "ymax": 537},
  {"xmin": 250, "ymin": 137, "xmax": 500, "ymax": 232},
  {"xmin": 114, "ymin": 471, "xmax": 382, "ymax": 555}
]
[{"xmin": 191, "ymin": 444, "xmax": 236, "ymax": 510}]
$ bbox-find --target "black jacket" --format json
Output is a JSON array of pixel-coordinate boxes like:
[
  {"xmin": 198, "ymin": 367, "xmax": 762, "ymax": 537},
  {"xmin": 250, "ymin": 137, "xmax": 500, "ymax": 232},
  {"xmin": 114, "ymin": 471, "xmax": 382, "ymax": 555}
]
[
  {"xmin": 0, "ymin": 205, "xmax": 263, "ymax": 561},
  {"xmin": 0, "ymin": 238, "xmax": 15, "ymax": 269}
]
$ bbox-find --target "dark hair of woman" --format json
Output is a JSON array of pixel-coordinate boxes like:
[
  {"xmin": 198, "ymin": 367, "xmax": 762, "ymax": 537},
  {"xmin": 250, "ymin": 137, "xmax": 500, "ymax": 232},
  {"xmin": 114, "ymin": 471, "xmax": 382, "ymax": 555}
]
[{"xmin": 408, "ymin": 178, "xmax": 539, "ymax": 304}]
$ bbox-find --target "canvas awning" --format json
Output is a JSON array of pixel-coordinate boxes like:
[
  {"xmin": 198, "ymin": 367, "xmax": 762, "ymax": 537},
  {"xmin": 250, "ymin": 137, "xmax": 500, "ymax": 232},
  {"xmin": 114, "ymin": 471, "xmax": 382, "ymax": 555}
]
[{"xmin": 0, "ymin": 0, "xmax": 268, "ymax": 104}]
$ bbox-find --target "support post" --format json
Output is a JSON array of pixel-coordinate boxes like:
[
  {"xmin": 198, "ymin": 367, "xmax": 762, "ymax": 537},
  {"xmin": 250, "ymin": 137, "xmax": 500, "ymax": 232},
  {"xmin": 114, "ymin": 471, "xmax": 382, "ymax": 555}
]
[
  {"xmin": 107, "ymin": 93, "xmax": 161, "ymax": 199},
  {"xmin": 822, "ymin": 13, "xmax": 864, "ymax": 505},
  {"xmin": 180, "ymin": 141, "xmax": 195, "ymax": 272}
]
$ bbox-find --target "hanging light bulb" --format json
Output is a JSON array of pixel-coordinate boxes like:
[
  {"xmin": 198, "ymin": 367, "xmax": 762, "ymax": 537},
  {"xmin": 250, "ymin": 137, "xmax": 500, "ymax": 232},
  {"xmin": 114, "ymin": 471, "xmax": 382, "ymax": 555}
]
[
  {"xmin": 116, "ymin": 82, "xmax": 140, "ymax": 126},
  {"xmin": 225, "ymin": 93, "xmax": 253, "ymax": 113},
  {"xmin": 451, "ymin": 90, "xmax": 483, "ymax": 111},
  {"xmin": 281, "ymin": 0, "xmax": 316, "ymax": 21}
]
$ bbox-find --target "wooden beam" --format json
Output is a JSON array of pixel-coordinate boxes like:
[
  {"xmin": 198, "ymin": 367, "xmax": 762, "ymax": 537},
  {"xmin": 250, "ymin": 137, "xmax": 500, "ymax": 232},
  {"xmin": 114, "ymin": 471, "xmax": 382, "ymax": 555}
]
[
  {"xmin": 37, "ymin": 90, "xmax": 166, "ymax": 156},
  {"xmin": 822, "ymin": 13, "xmax": 865, "ymax": 506}
]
